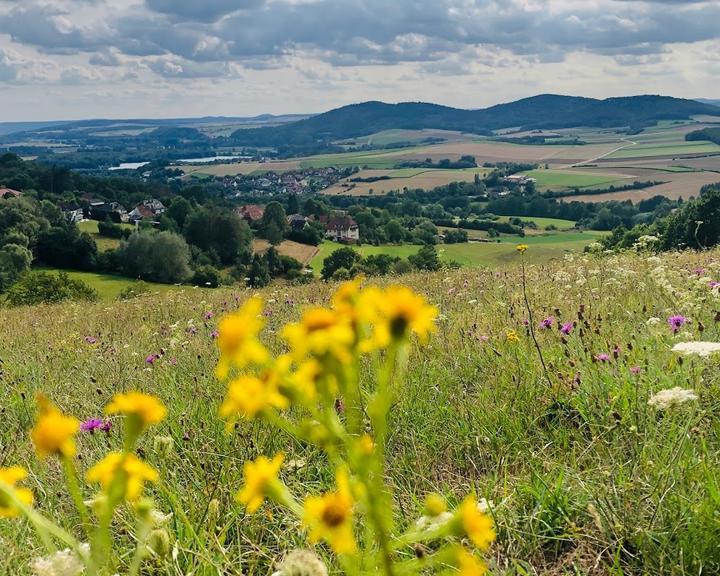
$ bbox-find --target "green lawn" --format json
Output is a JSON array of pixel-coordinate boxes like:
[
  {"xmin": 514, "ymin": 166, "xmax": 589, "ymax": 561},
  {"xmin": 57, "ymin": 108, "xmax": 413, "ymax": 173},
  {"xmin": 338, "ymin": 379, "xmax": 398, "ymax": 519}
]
[
  {"xmin": 35, "ymin": 267, "xmax": 179, "ymax": 300},
  {"xmin": 77, "ymin": 220, "xmax": 135, "ymax": 252},
  {"xmin": 311, "ymin": 231, "xmax": 604, "ymax": 271},
  {"xmin": 522, "ymin": 169, "xmax": 629, "ymax": 190}
]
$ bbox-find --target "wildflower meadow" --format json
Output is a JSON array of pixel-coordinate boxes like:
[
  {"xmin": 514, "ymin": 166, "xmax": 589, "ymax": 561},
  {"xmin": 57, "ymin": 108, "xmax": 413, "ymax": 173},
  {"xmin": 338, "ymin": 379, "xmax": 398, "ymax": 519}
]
[{"xmin": 2, "ymin": 247, "xmax": 720, "ymax": 575}]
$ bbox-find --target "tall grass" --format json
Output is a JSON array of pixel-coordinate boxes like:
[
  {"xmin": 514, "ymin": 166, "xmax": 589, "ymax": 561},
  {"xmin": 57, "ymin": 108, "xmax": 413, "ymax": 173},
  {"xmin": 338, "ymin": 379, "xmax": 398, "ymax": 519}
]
[{"xmin": 2, "ymin": 249, "xmax": 720, "ymax": 574}]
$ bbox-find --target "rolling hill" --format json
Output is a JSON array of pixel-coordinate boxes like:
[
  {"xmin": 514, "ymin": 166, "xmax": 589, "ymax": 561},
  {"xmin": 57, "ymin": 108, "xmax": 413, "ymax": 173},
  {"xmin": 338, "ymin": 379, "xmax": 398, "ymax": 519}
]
[{"xmin": 230, "ymin": 94, "xmax": 720, "ymax": 147}]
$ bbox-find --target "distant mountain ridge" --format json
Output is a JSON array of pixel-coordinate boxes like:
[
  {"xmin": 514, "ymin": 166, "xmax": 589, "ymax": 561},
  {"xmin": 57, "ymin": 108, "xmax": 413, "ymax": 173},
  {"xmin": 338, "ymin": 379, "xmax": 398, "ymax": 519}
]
[
  {"xmin": 0, "ymin": 114, "xmax": 311, "ymax": 139},
  {"xmin": 230, "ymin": 94, "xmax": 720, "ymax": 149}
]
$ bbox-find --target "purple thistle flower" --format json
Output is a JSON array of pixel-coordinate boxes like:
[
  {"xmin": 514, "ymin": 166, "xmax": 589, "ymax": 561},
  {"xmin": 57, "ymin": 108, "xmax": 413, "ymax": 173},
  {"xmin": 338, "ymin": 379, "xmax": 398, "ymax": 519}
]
[
  {"xmin": 210, "ymin": 329, "xmax": 219, "ymax": 339},
  {"xmin": 522, "ymin": 319, "xmax": 529, "ymax": 326},
  {"xmin": 667, "ymin": 315, "xmax": 688, "ymax": 333},
  {"xmin": 99, "ymin": 420, "xmax": 112, "ymax": 433},
  {"xmin": 84, "ymin": 336, "xmax": 97, "ymax": 344},
  {"xmin": 710, "ymin": 281, "xmax": 720, "ymax": 289},
  {"xmin": 186, "ymin": 326, "xmax": 198, "ymax": 335},
  {"xmin": 560, "ymin": 322, "xmax": 574, "ymax": 335},
  {"xmin": 168, "ymin": 357, "xmax": 178, "ymax": 366},
  {"xmin": 694, "ymin": 267, "xmax": 705, "ymax": 275},
  {"xmin": 594, "ymin": 353, "xmax": 611, "ymax": 362},
  {"xmin": 539, "ymin": 316, "xmax": 555, "ymax": 330},
  {"xmin": 203, "ymin": 311, "xmax": 214, "ymax": 320},
  {"xmin": 145, "ymin": 354, "xmax": 159, "ymax": 365},
  {"xmin": 80, "ymin": 418, "xmax": 104, "ymax": 432},
  {"xmin": 630, "ymin": 366, "xmax": 642, "ymax": 375}
]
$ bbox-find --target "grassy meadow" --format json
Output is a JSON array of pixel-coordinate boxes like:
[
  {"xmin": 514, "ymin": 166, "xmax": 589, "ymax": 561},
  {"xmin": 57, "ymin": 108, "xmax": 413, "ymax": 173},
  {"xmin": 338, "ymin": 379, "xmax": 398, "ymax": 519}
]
[
  {"xmin": 311, "ymin": 232, "xmax": 604, "ymax": 271},
  {"xmin": 3, "ymin": 248, "xmax": 720, "ymax": 573}
]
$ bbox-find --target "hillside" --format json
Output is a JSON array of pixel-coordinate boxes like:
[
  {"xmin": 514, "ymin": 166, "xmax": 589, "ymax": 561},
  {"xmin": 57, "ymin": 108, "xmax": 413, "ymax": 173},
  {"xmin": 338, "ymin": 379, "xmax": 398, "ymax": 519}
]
[
  {"xmin": 2, "ymin": 248, "xmax": 720, "ymax": 574},
  {"xmin": 231, "ymin": 94, "xmax": 719, "ymax": 147}
]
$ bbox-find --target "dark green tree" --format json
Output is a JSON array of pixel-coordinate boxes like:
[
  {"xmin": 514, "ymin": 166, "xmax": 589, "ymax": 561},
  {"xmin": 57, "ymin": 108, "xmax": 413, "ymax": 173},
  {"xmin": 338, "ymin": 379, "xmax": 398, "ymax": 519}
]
[
  {"xmin": 321, "ymin": 247, "xmax": 362, "ymax": 280},
  {"xmin": 248, "ymin": 254, "xmax": 270, "ymax": 288}
]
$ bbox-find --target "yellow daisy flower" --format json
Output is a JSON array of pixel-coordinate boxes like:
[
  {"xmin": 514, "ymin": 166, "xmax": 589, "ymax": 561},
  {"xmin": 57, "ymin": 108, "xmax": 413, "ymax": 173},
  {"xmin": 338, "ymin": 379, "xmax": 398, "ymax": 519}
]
[
  {"xmin": 303, "ymin": 470, "xmax": 357, "ymax": 554},
  {"xmin": 454, "ymin": 546, "xmax": 488, "ymax": 576},
  {"xmin": 219, "ymin": 370, "xmax": 290, "ymax": 422},
  {"xmin": 86, "ymin": 452, "xmax": 158, "ymax": 501},
  {"xmin": 369, "ymin": 286, "xmax": 438, "ymax": 348},
  {"xmin": 506, "ymin": 330, "xmax": 520, "ymax": 343},
  {"xmin": 457, "ymin": 497, "xmax": 496, "ymax": 551},
  {"xmin": 31, "ymin": 395, "xmax": 79, "ymax": 459},
  {"xmin": 237, "ymin": 453, "xmax": 284, "ymax": 513},
  {"xmin": 0, "ymin": 467, "xmax": 33, "ymax": 517},
  {"xmin": 282, "ymin": 307, "xmax": 355, "ymax": 364},
  {"xmin": 215, "ymin": 296, "xmax": 269, "ymax": 378},
  {"xmin": 516, "ymin": 244, "xmax": 528, "ymax": 254},
  {"xmin": 106, "ymin": 392, "xmax": 167, "ymax": 429}
]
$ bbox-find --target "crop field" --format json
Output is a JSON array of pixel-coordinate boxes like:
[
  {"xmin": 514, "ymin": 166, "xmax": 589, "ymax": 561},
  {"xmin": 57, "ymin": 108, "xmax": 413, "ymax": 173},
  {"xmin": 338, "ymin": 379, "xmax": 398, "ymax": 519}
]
[
  {"xmin": 606, "ymin": 140, "xmax": 720, "ymax": 159},
  {"xmin": 521, "ymin": 169, "xmax": 632, "ymax": 190},
  {"xmin": 251, "ymin": 239, "xmax": 320, "ymax": 264},
  {"xmin": 322, "ymin": 167, "xmax": 490, "ymax": 196},
  {"xmin": 336, "ymin": 128, "xmax": 478, "ymax": 148},
  {"xmin": 4, "ymin": 249, "xmax": 720, "ymax": 574}
]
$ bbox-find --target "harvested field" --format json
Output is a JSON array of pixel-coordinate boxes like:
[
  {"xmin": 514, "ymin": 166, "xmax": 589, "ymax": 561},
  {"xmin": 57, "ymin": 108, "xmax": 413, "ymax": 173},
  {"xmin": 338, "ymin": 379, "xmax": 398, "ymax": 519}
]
[
  {"xmin": 322, "ymin": 168, "xmax": 488, "ymax": 196},
  {"xmin": 252, "ymin": 239, "xmax": 319, "ymax": 264},
  {"xmin": 571, "ymin": 170, "xmax": 720, "ymax": 202}
]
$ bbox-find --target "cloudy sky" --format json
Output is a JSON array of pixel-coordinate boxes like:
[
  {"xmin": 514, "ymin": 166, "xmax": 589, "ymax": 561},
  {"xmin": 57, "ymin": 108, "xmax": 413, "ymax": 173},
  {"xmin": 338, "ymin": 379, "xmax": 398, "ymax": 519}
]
[{"xmin": 0, "ymin": 0, "xmax": 718, "ymax": 121}]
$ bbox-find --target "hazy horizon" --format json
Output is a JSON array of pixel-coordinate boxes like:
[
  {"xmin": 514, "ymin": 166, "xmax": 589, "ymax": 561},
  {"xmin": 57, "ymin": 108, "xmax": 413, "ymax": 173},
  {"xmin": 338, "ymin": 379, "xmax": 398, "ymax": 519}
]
[{"xmin": 0, "ymin": 0, "xmax": 718, "ymax": 122}]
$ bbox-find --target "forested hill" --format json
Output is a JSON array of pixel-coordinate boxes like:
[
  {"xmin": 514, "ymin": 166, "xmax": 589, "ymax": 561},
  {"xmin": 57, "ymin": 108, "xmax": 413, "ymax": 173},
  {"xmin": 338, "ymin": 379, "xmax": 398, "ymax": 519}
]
[{"xmin": 230, "ymin": 94, "xmax": 719, "ymax": 147}]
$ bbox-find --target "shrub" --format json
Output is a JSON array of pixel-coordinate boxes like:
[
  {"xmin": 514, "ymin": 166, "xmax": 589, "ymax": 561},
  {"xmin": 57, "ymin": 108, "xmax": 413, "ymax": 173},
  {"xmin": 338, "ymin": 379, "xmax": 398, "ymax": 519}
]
[
  {"xmin": 192, "ymin": 265, "xmax": 222, "ymax": 288},
  {"xmin": 4, "ymin": 271, "xmax": 97, "ymax": 306}
]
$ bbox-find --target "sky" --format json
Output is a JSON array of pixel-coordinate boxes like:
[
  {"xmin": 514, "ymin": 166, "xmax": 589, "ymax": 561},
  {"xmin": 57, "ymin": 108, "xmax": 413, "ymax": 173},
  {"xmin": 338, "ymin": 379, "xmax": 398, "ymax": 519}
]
[{"xmin": 0, "ymin": 0, "xmax": 718, "ymax": 121}]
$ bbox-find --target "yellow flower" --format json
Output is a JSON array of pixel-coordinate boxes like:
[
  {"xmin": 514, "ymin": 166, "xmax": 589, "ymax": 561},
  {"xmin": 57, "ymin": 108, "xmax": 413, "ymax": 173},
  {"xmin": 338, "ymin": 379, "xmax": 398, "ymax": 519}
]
[
  {"xmin": 219, "ymin": 370, "xmax": 290, "ymax": 422},
  {"xmin": 303, "ymin": 470, "xmax": 357, "ymax": 554},
  {"xmin": 86, "ymin": 452, "xmax": 159, "ymax": 501},
  {"xmin": 516, "ymin": 244, "xmax": 528, "ymax": 254},
  {"xmin": 458, "ymin": 497, "xmax": 495, "ymax": 551},
  {"xmin": 0, "ymin": 467, "xmax": 33, "ymax": 518},
  {"xmin": 31, "ymin": 395, "xmax": 79, "ymax": 459},
  {"xmin": 287, "ymin": 358, "xmax": 322, "ymax": 401},
  {"xmin": 454, "ymin": 546, "xmax": 488, "ymax": 576},
  {"xmin": 506, "ymin": 330, "xmax": 520, "ymax": 343},
  {"xmin": 424, "ymin": 493, "xmax": 447, "ymax": 517},
  {"xmin": 106, "ymin": 392, "xmax": 167, "ymax": 429},
  {"xmin": 369, "ymin": 286, "xmax": 438, "ymax": 348},
  {"xmin": 282, "ymin": 307, "xmax": 355, "ymax": 364},
  {"xmin": 237, "ymin": 453, "xmax": 284, "ymax": 513},
  {"xmin": 215, "ymin": 296, "xmax": 268, "ymax": 378}
]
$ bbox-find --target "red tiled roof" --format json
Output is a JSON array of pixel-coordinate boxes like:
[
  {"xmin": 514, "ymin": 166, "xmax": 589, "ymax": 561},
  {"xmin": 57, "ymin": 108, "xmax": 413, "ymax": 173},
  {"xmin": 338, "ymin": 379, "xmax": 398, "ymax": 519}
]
[
  {"xmin": 0, "ymin": 188, "xmax": 22, "ymax": 198},
  {"xmin": 236, "ymin": 204, "xmax": 265, "ymax": 221}
]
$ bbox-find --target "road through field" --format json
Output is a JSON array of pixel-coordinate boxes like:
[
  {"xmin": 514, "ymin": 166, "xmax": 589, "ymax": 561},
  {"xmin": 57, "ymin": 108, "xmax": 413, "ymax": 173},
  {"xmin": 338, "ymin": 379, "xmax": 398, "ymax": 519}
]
[{"xmin": 564, "ymin": 137, "xmax": 637, "ymax": 168}]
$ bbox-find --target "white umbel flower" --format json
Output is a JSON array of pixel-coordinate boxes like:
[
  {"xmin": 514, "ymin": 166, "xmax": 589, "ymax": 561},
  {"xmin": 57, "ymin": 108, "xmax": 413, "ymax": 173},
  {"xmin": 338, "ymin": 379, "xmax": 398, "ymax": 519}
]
[
  {"xmin": 672, "ymin": 341, "xmax": 720, "ymax": 357},
  {"xmin": 648, "ymin": 388, "xmax": 698, "ymax": 410},
  {"xmin": 273, "ymin": 549, "xmax": 328, "ymax": 576},
  {"xmin": 31, "ymin": 544, "xmax": 89, "ymax": 576},
  {"xmin": 415, "ymin": 511, "xmax": 453, "ymax": 532}
]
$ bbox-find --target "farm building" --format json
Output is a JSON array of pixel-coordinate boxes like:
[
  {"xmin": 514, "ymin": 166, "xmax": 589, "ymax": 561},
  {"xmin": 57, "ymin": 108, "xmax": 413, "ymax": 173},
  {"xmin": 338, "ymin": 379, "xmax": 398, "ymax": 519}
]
[
  {"xmin": 236, "ymin": 204, "xmax": 265, "ymax": 223},
  {"xmin": 321, "ymin": 215, "xmax": 360, "ymax": 243}
]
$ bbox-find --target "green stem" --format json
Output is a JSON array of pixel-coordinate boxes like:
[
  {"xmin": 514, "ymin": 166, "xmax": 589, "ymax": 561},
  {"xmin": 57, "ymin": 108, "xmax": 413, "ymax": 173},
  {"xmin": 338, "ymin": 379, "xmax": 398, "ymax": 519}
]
[{"xmin": 62, "ymin": 456, "xmax": 91, "ymax": 538}]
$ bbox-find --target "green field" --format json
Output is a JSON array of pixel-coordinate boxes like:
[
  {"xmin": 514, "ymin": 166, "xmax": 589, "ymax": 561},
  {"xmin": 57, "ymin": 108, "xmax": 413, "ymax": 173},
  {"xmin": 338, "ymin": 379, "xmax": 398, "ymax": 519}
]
[
  {"xmin": 299, "ymin": 148, "xmax": 417, "ymax": 169},
  {"xmin": 311, "ymin": 231, "xmax": 603, "ymax": 270},
  {"xmin": 77, "ymin": 220, "xmax": 134, "ymax": 252},
  {"xmin": 522, "ymin": 169, "xmax": 629, "ymax": 190},
  {"xmin": 496, "ymin": 215, "xmax": 577, "ymax": 229},
  {"xmin": 608, "ymin": 140, "xmax": 720, "ymax": 159},
  {"xmin": 36, "ymin": 267, "xmax": 179, "ymax": 300},
  {"xmin": 4, "ymin": 248, "xmax": 719, "ymax": 574}
]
